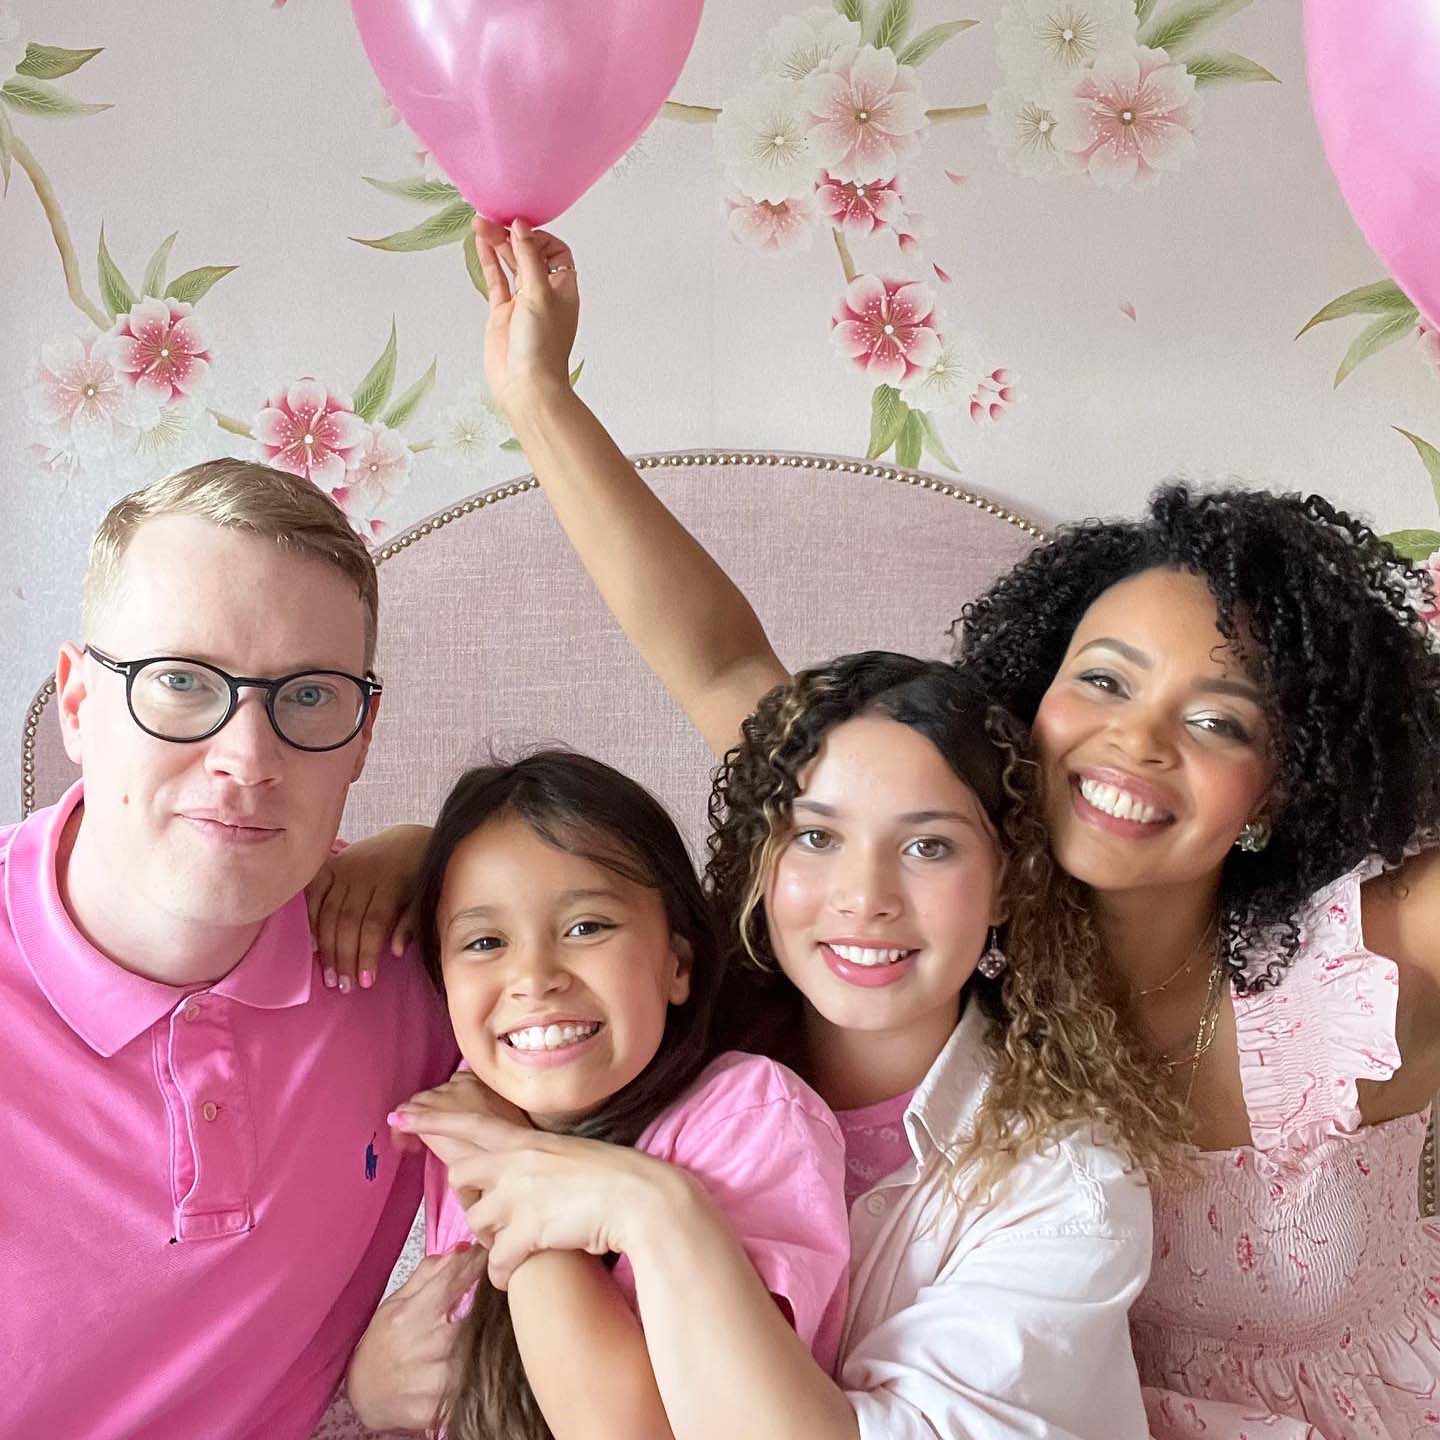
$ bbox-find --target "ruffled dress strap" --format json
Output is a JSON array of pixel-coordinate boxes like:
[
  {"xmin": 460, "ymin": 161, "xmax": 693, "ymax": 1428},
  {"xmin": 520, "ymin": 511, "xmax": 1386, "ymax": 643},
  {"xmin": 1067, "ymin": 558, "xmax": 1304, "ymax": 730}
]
[{"xmin": 1231, "ymin": 858, "xmax": 1401, "ymax": 1151}]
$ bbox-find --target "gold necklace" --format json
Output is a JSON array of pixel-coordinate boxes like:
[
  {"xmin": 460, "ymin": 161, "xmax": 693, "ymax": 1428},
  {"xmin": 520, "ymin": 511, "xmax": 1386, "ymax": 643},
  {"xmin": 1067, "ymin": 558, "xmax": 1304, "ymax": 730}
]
[
  {"xmin": 1156, "ymin": 954, "xmax": 1227, "ymax": 1108},
  {"xmin": 1135, "ymin": 920, "xmax": 1218, "ymax": 998}
]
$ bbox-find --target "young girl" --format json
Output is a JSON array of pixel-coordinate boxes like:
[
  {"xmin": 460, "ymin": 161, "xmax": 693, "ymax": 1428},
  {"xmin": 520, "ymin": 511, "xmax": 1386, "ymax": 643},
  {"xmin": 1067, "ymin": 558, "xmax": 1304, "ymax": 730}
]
[
  {"xmin": 425, "ymin": 220, "xmax": 1440, "ymax": 1438},
  {"xmin": 342, "ymin": 750, "xmax": 850, "ymax": 1438},
  {"xmin": 383, "ymin": 652, "xmax": 1161, "ymax": 1439}
]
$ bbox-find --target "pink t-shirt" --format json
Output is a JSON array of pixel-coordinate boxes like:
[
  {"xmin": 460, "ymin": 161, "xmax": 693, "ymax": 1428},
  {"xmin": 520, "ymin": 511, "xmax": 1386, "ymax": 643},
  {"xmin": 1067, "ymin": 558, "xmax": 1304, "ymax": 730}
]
[
  {"xmin": 835, "ymin": 1089, "xmax": 915, "ymax": 1207},
  {"xmin": 426, "ymin": 1050, "xmax": 851, "ymax": 1374},
  {"xmin": 0, "ymin": 784, "xmax": 456, "ymax": 1440}
]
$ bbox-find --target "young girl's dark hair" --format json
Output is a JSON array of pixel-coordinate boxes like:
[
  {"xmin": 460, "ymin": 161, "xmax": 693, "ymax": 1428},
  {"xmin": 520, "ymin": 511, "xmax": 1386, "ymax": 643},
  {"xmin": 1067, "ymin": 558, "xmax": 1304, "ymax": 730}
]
[
  {"xmin": 413, "ymin": 750, "xmax": 723, "ymax": 1440},
  {"xmin": 955, "ymin": 484, "xmax": 1440, "ymax": 992},
  {"xmin": 707, "ymin": 650, "xmax": 1185, "ymax": 1192}
]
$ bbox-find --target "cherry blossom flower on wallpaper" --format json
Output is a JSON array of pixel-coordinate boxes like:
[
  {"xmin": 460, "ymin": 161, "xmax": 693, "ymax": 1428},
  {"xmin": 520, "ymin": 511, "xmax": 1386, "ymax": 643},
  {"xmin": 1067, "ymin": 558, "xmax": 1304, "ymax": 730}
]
[
  {"xmin": 434, "ymin": 382, "xmax": 509, "ymax": 476},
  {"xmin": 995, "ymin": 0, "xmax": 1138, "ymax": 85},
  {"xmin": 100, "ymin": 297, "xmax": 212, "ymax": 404},
  {"xmin": 804, "ymin": 45, "xmax": 928, "ymax": 185},
  {"xmin": 831, "ymin": 274, "xmax": 941, "ymax": 385},
  {"xmin": 816, "ymin": 172, "xmax": 908, "ymax": 236},
  {"xmin": 27, "ymin": 333, "xmax": 134, "ymax": 461},
  {"xmin": 752, "ymin": 6, "xmax": 863, "ymax": 83},
  {"xmin": 1052, "ymin": 45, "xmax": 1200, "ymax": 188},
  {"xmin": 715, "ymin": 76, "xmax": 819, "ymax": 203},
  {"xmin": 970, "ymin": 367, "xmax": 1018, "ymax": 422},
  {"xmin": 1420, "ymin": 552, "xmax": 1440, "ymax": 636},
  {"xmin": 728, "ymin": 192, "xmax": 818, "ymax": 254},
  {"xmin": 1419, "ymin": 322, "xmax": 1440, "ymax": 380},
  {"xmin": 988, "ymin": 85, "xmax": 1079, "ymax": 179},
  {"xmin": 254, "ymin": 379, "xmax": 366, "ymax": 490},
  {"xmin": 899, "ymin": 331, "xmax": 989, "ymax": 416},
  {"xmin": 121, "ymin": 396, "xmax": 214, "ymax": 484},
  {"xmin": 331, "ymin": 422, "xmax": 412, "ymax": 536}
]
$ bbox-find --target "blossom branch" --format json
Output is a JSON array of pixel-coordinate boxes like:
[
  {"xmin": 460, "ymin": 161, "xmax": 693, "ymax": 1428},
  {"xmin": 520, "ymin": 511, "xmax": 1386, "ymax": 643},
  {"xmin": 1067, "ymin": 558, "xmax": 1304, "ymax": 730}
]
[
  {"xmin": 9, "ymin": 134, "xmax": 109, "ymax": 329},
  {"xmin": 660, "ymin": 100, "xmax": 989, "ymax": 125},
  {"xmin": 926, "ymin": 104, "xmax": 989, "ymax": 122},
  {"xmin": 209, "ymin": 408, "xmax": 254, "ymax": 439},
  {"xmin": 832, "ymin": 228, "xmax": 858, "ymax": 284}
]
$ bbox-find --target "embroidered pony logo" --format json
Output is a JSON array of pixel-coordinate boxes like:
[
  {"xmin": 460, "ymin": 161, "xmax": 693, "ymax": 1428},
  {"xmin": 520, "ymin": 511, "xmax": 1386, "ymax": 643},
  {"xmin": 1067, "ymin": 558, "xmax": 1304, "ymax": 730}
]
[{"xmin": 365, "ymin": 1133, "xmax": 379, "ymax": 1182}]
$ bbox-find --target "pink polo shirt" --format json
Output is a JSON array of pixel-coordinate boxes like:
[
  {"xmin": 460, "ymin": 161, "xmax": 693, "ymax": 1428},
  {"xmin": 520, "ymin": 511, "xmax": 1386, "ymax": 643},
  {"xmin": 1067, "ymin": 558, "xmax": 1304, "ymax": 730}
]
[
  {"xmin": 0, "ymin": 784, "xmax": 455, "ymax": 1440},
  {"xmin": 426, "ymin": 1050, "xmax": 851, "ymax": 1375}
]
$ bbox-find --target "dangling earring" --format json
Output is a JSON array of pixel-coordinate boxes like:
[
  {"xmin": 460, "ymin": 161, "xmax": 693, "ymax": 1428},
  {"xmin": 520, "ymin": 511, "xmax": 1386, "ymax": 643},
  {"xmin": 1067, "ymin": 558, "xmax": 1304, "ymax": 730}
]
[
  {"xmin": 977, "ymin": 927, "xmax": 1007, "ymax": 980},
  {"xmin": 1234, "ymin": 819, "xmax": 1271, "ymax": 853}
]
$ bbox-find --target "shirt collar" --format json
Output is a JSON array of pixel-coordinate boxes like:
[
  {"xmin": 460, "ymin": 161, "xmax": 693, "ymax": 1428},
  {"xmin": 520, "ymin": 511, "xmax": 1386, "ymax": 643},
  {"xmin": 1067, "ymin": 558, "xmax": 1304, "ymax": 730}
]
[
  {"xmin": 5, "ymin": 781, "xmax": 314, "ymax": 1058},
  {"xmin": 903, "ymin": 997, "xmax": 993, "ymax": 1162}
]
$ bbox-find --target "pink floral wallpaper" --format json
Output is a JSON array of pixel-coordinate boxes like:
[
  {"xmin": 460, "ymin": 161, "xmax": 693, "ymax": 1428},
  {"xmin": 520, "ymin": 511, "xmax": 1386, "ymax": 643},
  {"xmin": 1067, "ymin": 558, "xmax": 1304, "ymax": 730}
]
[{"xmin": 2, "ymin": 0, "xmax": 1437, "ymax": 804}]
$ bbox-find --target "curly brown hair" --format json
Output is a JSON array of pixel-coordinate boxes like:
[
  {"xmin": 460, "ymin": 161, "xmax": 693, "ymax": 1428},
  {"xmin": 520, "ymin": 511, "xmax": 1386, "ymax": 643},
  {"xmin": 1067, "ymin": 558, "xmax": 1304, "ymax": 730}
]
[{"xmin": 706, "ymin": 651, "xmax": 1185, "ymax": 1194}]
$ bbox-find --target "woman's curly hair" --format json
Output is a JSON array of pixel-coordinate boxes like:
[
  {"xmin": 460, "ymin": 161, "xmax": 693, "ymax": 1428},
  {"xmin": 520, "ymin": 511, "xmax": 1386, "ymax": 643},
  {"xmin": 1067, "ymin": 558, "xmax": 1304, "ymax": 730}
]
[
  {"xmin": 706, "ymin": 651, "xmax": 1186, "ymax": 1192},
  {"xmin": 955, "ymin": 485, "xmax": 1440, "ymax": 994}
]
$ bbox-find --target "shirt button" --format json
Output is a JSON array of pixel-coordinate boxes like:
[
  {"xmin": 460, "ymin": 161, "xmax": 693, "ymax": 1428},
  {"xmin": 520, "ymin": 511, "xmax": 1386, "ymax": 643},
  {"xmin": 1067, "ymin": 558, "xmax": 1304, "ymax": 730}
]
[
  {"xmin": 201, "ymin": 1102, "xmax": 219, "ymax": 1122},
  {"xmin": 183, "ymin": 1005, "xmax": 200, "ymax": 1023},
  {"xmin": 865, "ymin": 1193, "xmax": 888, "ymax": 1217}
]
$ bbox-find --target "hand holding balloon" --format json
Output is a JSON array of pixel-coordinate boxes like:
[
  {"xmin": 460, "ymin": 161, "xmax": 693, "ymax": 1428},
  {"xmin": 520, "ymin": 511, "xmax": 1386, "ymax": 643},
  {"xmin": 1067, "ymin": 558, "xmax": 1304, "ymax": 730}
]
[{"xmin": 473, "ymin": 218, "xmax": 580, "ymax": 427}]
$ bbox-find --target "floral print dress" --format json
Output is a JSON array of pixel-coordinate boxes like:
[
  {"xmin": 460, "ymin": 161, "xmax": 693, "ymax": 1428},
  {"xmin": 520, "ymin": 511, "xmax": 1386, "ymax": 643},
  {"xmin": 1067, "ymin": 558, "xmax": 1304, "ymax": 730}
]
[{"xmin": 1134, "ymin": 861, "xmax": 1440, "ymax": 1440}]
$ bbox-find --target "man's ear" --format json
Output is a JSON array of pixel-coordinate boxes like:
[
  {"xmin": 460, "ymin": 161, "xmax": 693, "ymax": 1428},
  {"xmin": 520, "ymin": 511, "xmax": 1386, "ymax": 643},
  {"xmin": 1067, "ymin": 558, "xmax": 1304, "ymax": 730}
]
[
  {"xmin": 348, "ymin": 694, "xmax": 381, "ymax": 784},
  {"xmin": 55, "ymin": 643, "xmax": 88, "ymax": 766},
  {"xmin": 667, "ymin": 933, "xmax": 694, "ymax": 1005}
]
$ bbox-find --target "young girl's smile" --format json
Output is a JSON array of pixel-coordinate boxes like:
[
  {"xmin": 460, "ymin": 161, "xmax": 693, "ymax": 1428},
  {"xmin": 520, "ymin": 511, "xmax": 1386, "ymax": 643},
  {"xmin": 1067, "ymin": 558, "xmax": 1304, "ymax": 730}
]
[
  {"xmin": 1032, "ymin": 567, "xmax": 1276, "ymax": 899},
  {"xmin": 765, "ymin": 714, "xmax": 1002, "ymax": 1047},
  {"xmin": 437, "ymin": 815, "xmax": 691, "ymax": 1127}
]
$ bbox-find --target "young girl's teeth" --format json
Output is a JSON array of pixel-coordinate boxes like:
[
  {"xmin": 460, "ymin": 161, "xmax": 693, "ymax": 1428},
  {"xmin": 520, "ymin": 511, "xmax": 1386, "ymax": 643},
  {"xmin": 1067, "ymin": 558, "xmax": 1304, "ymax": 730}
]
[
  {"xmin": 830, "ymin": 943, "xmax": 910, "ymax": 968},
  {"xmin": 1078, "ymin": 778, "xmax": 1163, "ymax": 824},
  {"xmin": 506, "ymin": 1022, "xmax": 600, "ymax": 1051}
]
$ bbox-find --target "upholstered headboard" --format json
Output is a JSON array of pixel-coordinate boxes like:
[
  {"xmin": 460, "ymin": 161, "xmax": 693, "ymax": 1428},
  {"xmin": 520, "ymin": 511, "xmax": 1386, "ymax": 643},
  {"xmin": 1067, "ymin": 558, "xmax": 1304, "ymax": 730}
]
[{"xmin": 19, "ymin": 451, "xmax": 1044, "ymax": 846}]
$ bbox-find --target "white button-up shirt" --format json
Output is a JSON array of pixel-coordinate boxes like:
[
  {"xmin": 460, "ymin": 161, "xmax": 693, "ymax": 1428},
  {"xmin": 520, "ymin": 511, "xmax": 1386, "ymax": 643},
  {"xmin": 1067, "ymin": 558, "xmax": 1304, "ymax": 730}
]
[{"xmin": 839, "ymin": 1001, "xmax": 1153, "ymax": 1439}]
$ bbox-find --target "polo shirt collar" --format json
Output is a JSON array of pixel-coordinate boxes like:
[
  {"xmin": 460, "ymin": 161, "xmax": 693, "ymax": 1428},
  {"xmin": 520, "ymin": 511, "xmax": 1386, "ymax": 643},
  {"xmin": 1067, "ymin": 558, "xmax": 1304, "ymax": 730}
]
[
  {"xmin": 904, "ymin": 996, "xmax": 992, "ymax": 1161},
  {"xmin": 5, "ymin": 781, "xmax": 314, "ymax": 1059}
]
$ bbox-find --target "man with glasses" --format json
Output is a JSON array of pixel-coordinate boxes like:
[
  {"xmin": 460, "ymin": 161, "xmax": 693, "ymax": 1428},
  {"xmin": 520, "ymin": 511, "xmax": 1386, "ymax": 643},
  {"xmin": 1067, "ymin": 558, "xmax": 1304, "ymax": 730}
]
[{"xmin": 0, "ymin": 460, "xmax": 458, "ymax": 1437}]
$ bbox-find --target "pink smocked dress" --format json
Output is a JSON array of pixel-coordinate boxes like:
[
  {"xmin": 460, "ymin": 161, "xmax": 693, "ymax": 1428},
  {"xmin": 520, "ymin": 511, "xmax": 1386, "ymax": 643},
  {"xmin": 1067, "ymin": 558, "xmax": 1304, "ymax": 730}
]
[{"xmin": 1134, "ymin": 861, "xmax": 1440, "ymax": 1440}]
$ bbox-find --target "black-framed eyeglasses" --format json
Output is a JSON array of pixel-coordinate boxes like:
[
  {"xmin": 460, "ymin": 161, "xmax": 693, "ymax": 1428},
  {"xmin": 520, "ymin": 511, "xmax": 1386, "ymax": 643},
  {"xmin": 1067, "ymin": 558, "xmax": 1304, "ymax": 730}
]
[{"xmin": 85, "ymin": 646, "xmax": 383, "ymax": 753}]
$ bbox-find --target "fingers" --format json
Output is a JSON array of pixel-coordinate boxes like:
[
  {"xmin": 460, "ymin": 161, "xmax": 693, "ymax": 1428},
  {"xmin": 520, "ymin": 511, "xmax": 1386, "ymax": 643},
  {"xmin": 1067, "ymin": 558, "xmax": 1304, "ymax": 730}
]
[
  {"xmin": 391, "ymin": 900, "xmax": 417, "ymax": 957},
  {"xmin": 473, "ymin": 220, "xmax": 512, "ymax": 306},
  {"xmin": 390, "ymin": 1106, "xmax": 532, "ymax": 1150},
  {"xmin": 305, "ymin": 864, "xmax": 334, "ymax": 941},
  {"xmin": 486, "ymin": 1227, "xmax": 534, "ymax": 1291},
  {"xmin": 313, "ymin": 878, "xmax": 347, "ymax": 990},
  {"xmin": 509, "ymin": 218, "xmax": 551, "ymax": 298},
  {"xmin": 329, "ymin": 884, "xmax": 374, "ymax": 994}
]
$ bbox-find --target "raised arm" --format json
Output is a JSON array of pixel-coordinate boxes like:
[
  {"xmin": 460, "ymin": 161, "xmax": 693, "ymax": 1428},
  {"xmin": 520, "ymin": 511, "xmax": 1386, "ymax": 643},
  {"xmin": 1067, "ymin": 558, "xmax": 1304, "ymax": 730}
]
[{"xmin": 474, "ymin": 218, "xmax": 787, "ymax": 756}]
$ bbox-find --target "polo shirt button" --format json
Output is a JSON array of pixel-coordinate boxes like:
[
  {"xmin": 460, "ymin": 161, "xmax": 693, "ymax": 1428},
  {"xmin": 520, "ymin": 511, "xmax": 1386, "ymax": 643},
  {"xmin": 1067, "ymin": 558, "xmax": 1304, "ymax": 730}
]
[
  {"xmin": 201, "ymin": 1102, "xmax": 219, "ymax": 1122},
  {"xmin": 183, "ymin": 1005, "xmax": 200, "ymax": 1023},
  {"xmin": 865, "ymin": 1193, "xmax": 888, "ymax": 1217}
]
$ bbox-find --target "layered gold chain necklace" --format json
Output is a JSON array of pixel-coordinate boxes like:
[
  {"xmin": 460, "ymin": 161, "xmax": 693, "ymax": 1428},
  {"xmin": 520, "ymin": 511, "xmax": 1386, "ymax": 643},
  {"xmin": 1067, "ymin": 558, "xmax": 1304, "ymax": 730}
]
[{"xmin": 1136, "ymin": 921, "xmax": 1227, "ymax": 1107}]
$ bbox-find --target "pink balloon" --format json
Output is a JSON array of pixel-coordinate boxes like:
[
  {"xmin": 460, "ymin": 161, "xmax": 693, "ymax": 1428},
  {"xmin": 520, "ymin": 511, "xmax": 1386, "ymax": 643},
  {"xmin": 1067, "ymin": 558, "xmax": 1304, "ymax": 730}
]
[
  {"xmin": 352, "ymin": 0, "xmax": 704, "ymax": 226},
  {"xmin": 1304, "ymin": 0, "xmax": 1440, "ymax": 326}
]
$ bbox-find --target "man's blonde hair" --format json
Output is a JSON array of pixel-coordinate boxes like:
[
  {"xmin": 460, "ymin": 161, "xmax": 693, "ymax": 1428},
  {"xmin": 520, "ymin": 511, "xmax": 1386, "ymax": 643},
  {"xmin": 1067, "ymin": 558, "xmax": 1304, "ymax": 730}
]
[{"xmin": 83, "ymin": 458, "xmax": 380, "ymax": 667}]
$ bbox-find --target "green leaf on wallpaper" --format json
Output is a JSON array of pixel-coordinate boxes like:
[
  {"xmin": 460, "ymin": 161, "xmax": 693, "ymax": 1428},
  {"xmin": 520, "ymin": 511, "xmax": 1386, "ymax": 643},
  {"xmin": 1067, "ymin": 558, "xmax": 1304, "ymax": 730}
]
[
  {"xmin": 163, "ymin": 264, "xmax": 237, "ymax": 304},
  {"xmin": 896, "ymin": 20, "xmax": 977, "ymax": 67},
  {"xmin": 1394, "ymin": 428, "xmax": 1440, "ymax": 510},
  {"xmin": 867, "ymin": 384, "xmax": 909, "ymax": 459},
  {"xmin": 1, "ymin": 76, "xmax": 112, "ymax": 118},
  {"xmin": 835, "ymin": 0, "xmax": 868, "ymax": 26},
  {"xmin": 895, "ymin": 411, "xmax": 924, "ymax": 470},
  {"xmin": 362, "ymin": 174, "xmax": 462, "ymax": 206},
  {"xmin": 500, "ymin": 437, "xmax": 524, "ymax": 454},
  {"xmin": 1380, "ymin": 528, "xmax": 1440, "ymax": 563},
  {"xmin": 1296, "ymin": 279, "xmax": 1416, "ymax": 337},
  {"xmin": 1139, "ymin": 0, "xmax": 1253, "ymax": 57},
  {"xmin": 141, "ymin": 231, "xmax": 178, "ymax": 298},
  {"xmin": 1186, "ymin": 51, "xmax": 1278, "ymax": 86},
  {"xmin": 96, "ymin": 226, "xmax": 135, "ymax": 321},
  {"xmin": 1134, "ymin": 0, "xmax": 1161, "ymax": 25},
  {"xmin": 382, "ymin": 358, "xmax": 438, "ymax": 429},
  {"xmin": 352, "ymin": 197, "xmax": 475, "ymax": 252},
  {"xmin": 1334, "ymin": 309, "xmax": 1417, "ymax": 387},
  {"xmin": 871, "ymin": 0, "xmax": 913, "ymax": 52},
  {"xmin": 916, "ymin": 411, "xmax": 960, "ymax": 472},
  {"xmin": 463, "ymin": 229, "xmax": 490, "ymax": 297},
  {"xmin": 353, "ymin": 321, "xmax": 399, "ymax": 422},
  {"xmin": 16, "ymin": 44, "xmax": 105, "ymax": 79},
  {"xmin": 0, "ymin": 103, "xmax": 14, "ymax": 198},
  {"xmin": 569, "ymin": 361, "xmax": 585, "ymax": 388}
]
